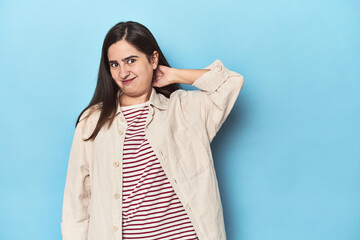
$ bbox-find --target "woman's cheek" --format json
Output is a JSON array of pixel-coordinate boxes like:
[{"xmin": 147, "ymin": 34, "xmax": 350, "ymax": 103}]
[{"xmin": 110, "ymin": 72, "xmax": 117, "ymax": 82}]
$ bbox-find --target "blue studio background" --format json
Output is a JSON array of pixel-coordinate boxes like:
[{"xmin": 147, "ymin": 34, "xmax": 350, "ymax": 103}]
[{"xmin": 0, "ymin": 0, "xmax": 359, "ymax": 239}]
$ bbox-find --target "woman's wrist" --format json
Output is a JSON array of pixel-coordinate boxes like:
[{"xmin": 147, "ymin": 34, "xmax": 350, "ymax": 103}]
[{"xmin": 170, "ymin": 68, "xmax": 211, "ymax": 85}]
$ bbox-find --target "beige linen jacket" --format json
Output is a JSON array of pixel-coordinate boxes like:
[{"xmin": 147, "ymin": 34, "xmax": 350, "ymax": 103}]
[{"xmin": 61, "ymin": 59, "xmax": 245, "ymax": 240}]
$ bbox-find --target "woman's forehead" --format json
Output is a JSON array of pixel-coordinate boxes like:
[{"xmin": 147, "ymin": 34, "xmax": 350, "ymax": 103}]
[{"xmin": 108, "ymin": 40, "xmax": 144, "ymax": 59}]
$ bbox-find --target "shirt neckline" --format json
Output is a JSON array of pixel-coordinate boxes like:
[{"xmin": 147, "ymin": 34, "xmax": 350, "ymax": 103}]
[{"xmin": 120, "ymin": 100, "xmax": 150, "ymax": 110}]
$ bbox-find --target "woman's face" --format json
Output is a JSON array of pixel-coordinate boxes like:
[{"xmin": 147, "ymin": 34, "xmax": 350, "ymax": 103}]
[{"xmin": 108, "ymin": 39, "xmax": 158, "ymax": 99}]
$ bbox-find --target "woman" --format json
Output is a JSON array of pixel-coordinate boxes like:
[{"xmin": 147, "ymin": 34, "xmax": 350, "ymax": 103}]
[{"xmin": 61, "ymin": 21, "xmax": 244, "ymax": 240}]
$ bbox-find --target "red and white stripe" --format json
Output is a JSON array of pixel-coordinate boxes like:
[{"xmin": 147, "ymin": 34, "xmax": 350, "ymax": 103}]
[{"xmin": 121, "ymin": 102, "xmax": 198, "ymax": 240}]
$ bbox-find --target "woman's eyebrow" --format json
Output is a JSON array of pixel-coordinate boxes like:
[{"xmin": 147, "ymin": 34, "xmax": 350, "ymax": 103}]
[
  {"xmin": 122, "ymin": 55, "xmax": 139, "ymax": 61},
  {"xmin": 109, "ymin": 55, "xmax": 139, "ymax": 63}
]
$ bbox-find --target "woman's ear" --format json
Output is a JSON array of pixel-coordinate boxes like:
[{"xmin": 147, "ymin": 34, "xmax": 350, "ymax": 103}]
[{"xmin": 151, "ymin": 51, "xmax": 159, "ymax": 69}]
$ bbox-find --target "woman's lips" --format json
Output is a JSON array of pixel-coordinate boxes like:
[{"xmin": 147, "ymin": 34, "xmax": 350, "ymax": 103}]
[{"xmin": 122, "ymin": 77, "xmax": 136, "ymax": 85}]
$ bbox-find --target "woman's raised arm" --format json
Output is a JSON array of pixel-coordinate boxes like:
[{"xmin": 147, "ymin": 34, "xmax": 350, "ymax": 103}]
[{"xmin": 171, "ymin": 59, "xmax": 245, "ymax": 143}]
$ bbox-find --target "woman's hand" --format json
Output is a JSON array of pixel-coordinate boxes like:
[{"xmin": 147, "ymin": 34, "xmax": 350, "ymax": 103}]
[
  {"xmin": 152, "ymin": 64, "xmax": 211, "ymax": 87},
  {"xmin": 152, "ymin": 65, "xmax": 176, "ymax": 88}
]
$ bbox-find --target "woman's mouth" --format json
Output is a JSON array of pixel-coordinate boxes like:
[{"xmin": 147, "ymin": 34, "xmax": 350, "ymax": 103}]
[{"xmin": 122, "ymin": 77, "xmax": 136, "ymax": 85}]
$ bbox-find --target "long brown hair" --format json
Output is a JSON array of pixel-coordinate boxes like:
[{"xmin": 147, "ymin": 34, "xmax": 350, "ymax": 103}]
[{"xmin": 76, "ymin": 21, "xmax": 182, "ymax": 141}]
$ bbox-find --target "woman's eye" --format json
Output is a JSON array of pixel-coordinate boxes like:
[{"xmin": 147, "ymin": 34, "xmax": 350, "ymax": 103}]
[
  {"xmin": 110, "ymin": 62, "xmax": 118, "ymax": 68},
  {"xmin": 128, "ymin": 59, "xmax": 136, "ymax": 64}
]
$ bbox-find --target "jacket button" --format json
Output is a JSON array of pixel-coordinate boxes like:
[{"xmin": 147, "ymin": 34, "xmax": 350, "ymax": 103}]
[
  {"xmin": 114, "ymin": 193, "xmax": 120, "ymax": 199},
  {"xmin": 174, "ymin": 179, "xmax": 177, "ymax": 184},
  {"xmin": 112, "ymin": 225, "xmax": 118, "ymax": 232},
  {"xmin": 113, "ymin": 161, "xmax": 119, "ymax": 167},
  {"xmin": 118, "ymin": 129, "xmax": 123, "ymax": 135},
  {"xmin": 160, "ymin": 151, "xmax": 164, "ymax": 156}
]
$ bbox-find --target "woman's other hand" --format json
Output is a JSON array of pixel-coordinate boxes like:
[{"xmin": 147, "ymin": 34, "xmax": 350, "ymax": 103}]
[
  {"xmin": 152, "ymin": 65, "xmax": 175, "ymax": 87},
  {"xmin": 153, "ymin": 64, "xmax": 211, "ymax": 87}
]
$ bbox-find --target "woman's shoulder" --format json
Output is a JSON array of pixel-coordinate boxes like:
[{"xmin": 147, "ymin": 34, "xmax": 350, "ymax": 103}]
[
  {"xmin": 169, "ymin": 88, "xmax": 203, "ymax": 103},
  {"xmin": 78, "ymin": 103, "xmax": 102, "ymax": 128},
  {"xmin": 75, "ymin": 103, "xmax": 103, "ymax": 139}
]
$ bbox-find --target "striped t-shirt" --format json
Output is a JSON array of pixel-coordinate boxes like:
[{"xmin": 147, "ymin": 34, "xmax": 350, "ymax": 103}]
[{"xmin": 120, "ymin": 101, "xmax": 198, "ymax": 240}]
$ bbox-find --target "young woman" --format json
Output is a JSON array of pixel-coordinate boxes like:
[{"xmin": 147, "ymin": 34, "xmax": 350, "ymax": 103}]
[{"xmin": 61, "ymin": 21, "xmax": 244, "ymax": 240}]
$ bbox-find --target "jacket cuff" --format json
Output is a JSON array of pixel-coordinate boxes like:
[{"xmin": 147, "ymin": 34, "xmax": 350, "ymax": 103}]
[{"xmin": 191, "ymin": 59, "xmax": 233, "ymax": 94}]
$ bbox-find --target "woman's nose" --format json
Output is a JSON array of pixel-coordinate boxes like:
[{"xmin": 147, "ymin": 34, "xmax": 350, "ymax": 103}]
[{"xmin": 119, "ymin": 66, "xmax": 130, "ymax": 79}]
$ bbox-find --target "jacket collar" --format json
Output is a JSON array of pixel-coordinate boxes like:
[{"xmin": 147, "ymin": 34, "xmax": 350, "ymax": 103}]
[{"xmin": 115, "ymin": 87, "xmax": 167, "ymax": 116}]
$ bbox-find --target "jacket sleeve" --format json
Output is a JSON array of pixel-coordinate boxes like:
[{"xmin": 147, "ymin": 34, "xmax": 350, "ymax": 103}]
[
  {"xmin": 61, "ymin": 113, "xmax": 92, "ymax": 240},
  {"xmin": 186, "ymin": 59, "xmax": 245, "ymax": 143}
]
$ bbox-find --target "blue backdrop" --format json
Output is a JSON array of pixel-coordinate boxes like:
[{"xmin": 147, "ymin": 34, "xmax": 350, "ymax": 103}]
[{"xmin": 0, "ymin": 0, "xmax": 359, "ymax": 239}]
